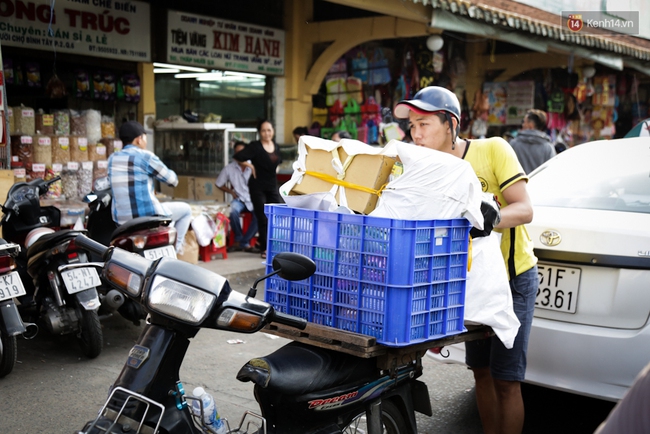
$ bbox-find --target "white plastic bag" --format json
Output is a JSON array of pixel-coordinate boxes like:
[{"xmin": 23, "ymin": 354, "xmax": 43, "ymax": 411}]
[
  {"xmin": 369, "ymin": 141, "xmax": 484, "ymax": 228},
  {"xmin": 464, "ymin": 233, "xmax": 520, "ymax": 349},
  {"xmin": 190, "ymin": 213, "xmax": 217, "ymax": 247}
]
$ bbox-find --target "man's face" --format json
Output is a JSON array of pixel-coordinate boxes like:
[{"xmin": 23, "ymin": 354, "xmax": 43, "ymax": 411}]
[
  {"xmin": 408, "ymin": 111, "xmax": 450, "ymax": 152},
  {"xmin": 134, "ymin": 134, "xmax": 147, "ymax": 149}
]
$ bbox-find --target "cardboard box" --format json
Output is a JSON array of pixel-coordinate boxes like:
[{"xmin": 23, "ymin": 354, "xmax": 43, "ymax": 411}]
[
  {"xmin": 192, "ymin": 177, "xmax": 225, "ymax": 202},
  {"xmin": 177, "ymin": 230, "xmax": 199, "ymax": 264},
  {"xmin": 291, "ymin": 146, "xmax": 396, "ymax": 214}
]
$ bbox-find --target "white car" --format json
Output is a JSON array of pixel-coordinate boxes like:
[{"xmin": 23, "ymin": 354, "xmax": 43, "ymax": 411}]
[{"xmin": 430, "ymin": 137, "xmax": 650, "ymax": 402}]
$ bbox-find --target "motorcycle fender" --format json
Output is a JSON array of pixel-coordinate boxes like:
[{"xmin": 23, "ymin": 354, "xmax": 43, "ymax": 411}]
[
  {"xmin": 0, "ymin": 299, "xmax": 27, "ymax": 336},
  {"xmin": 411, "ymin": 379, "xmax": 433, "ymax": 417},
  {"xmin": 75, "ymin": 288, "xmax": 101, "ymax": 311}
]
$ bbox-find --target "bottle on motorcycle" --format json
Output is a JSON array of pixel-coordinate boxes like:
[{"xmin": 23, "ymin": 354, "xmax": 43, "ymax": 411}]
[{"xmin": 191, "ymin": 387, "xmax": 227, "ymax": 434}]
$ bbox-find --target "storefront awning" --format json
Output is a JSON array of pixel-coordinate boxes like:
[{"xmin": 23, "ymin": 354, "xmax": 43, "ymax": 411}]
[{"xmin": 411, "ymin": 0, "xmax": 650, "ymax": 64}]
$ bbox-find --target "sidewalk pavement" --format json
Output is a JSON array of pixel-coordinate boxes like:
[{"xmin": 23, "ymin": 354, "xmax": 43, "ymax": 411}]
[{"xmin": 195, "ymin": 250, "xmax": 268, "ymax": 286}]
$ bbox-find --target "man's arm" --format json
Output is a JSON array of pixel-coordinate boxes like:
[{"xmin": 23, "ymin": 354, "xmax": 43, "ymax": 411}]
[
  {"xmin": 496, "ymin": 179, "xmax": 533, "ymax": 229},
  {"xmin": 146, "ymin": 152, "xmax": 178, "ymax": 187}
]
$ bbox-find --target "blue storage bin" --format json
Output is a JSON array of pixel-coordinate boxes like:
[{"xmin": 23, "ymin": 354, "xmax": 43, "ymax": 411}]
[{"xmin": 264, "ymin": 204, "xmax": 471, "ymax": 347}]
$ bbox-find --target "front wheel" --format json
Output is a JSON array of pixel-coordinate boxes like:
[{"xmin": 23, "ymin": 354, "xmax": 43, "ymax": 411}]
[
  {"xmin": 78, "ymin": 308, "xmax": 103, "ymax": 359},
  {"xmin": 342, "ymin": 400, "xmax": 409, "ymax": 434},
  {"xmin": 0, "ymin": 330, "xmax": 18, "ymax": 378}
]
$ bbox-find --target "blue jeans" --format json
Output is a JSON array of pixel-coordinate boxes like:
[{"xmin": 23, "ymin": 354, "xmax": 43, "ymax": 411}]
[
  {"xmin": 465, "ymin": 265, "xmax": 538, "ymax": 382},
  {"xmin": 230, "ymin": 199, "xmax": 258, "ymax": 247},
  {"xmin": 162, "ymin": 201, "xmax": 192, "ymax": 253}
]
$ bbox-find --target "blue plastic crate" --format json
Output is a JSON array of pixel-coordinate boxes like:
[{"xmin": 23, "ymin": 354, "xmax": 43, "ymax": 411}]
[{"xmin": 264, "ymin": 204, "xmax": 471, "ymax": 347}]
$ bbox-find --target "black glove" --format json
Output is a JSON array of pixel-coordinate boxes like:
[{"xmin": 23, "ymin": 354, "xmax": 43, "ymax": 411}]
[{"xmin": 470, "ymin": 194, "xmax": 501, "ymax": 238}]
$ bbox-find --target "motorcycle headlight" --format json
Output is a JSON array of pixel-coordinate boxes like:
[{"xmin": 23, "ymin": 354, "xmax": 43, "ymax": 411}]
[{"xmin": 147, "ymin": 276, "xmax": 216, "ymax": 324}]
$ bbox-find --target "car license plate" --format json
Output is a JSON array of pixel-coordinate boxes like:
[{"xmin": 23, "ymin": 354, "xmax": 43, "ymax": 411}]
[
  {"xmin": 144, "ymin": 245, "xmax": 176, "ymax": 260},
  {"xmin": 61, "ymin": 267, "xmax": 101, "ymax": 294},
  {"xmin": 536, "ymin": 263, "xmax": 581, "ymax": 313},
  {"xmin": 0, "ymin": 271, "xmax": 27, "ymax": 301}
]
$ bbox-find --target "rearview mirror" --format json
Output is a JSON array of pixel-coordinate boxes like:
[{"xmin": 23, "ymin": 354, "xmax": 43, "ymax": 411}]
[{"xmin": 272, "ymin": 252, "xmax": 316, "ymax": 281}]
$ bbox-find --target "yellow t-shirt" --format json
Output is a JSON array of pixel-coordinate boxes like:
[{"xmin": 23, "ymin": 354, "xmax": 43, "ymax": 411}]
[{"xmin": 463, "ymin": 137, "xmax": 537, "ymax": 279}]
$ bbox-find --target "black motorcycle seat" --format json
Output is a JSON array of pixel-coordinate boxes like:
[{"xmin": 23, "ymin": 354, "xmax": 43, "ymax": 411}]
[
  {"xmin": 26, "ymin": 229, "xmax": 86, "ymax": 259},
  {"xmin": 236, "ymin": 341, "xmax": 376, "ymax": 395},
  {"xmin": 111, "ymin": 216, "xmax": 172, "ymax": 239}
]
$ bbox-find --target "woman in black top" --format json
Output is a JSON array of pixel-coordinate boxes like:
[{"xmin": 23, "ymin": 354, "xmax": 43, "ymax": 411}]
[{"xmin": 233, "ymin": 120, "xmax": 282, "ymax": 259}]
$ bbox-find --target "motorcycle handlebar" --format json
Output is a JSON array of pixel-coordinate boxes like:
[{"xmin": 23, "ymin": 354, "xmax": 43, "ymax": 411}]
[
  {"xmin": 272, "ymin": 310, "xmax": 307, "ymax": 330},
  {"xmin": 75, "ymin": 234, "xmax": 110, "ymax": 259}
]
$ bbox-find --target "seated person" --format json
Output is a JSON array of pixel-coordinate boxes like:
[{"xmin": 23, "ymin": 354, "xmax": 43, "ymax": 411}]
[
  {"xmin": 108, "ymin": 121, "xmax": 192, "ymax": 254},
  {"xmin": 216, "ymin": 141, "xmax": 259, "ymax": 252}
]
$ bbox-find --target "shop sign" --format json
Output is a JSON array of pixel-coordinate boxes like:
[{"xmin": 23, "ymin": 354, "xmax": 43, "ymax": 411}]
[
  {"xmin": 506, "ymin": 81, "xmax": 535, "ymax": 125},
  {"xmin": 0, "ymin": 0, "xmax": 151, "ymax": 62},
  {"xmin": 167, "ymin": 10, "xmax": 285, "ymax": 76}
]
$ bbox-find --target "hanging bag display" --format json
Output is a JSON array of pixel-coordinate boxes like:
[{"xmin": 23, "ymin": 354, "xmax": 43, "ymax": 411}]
[
  {"xmin": 351, "ymin": 51, "xmax": 369, "ymax": 83},
  {"xmin": 326, "ymin": 77, "xmax": 348, "ymax": 106},
  {"xmin": 368, "ymin": 48, "xmax": 392, "ymax": 86},
  {"xmin": 344, "ymin": 99, "xmax": 362, "ymax": 125},
  {"xmin": 346, "ymin": 76, "xmax": 363, "ymax": 104}
]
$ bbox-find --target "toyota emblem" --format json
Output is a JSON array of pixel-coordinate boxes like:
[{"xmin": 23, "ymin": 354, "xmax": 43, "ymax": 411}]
[{"xmin": 540, "ymin": 230, "xmax": 562, "ymax": 246}]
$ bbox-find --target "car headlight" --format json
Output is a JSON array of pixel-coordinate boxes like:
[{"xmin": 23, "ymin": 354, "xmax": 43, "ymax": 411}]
[{"xmin": 147, "ymin": 276, "xmax": 216, "ymax": 324}]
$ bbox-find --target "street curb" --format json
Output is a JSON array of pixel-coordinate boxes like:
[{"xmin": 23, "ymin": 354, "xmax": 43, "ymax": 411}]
[{"xmin": 222, "ymin": 267, "xmax": 267, "ymax": 286}]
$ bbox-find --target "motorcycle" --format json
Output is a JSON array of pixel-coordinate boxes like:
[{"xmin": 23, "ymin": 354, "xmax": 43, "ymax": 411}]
[
  {"xmin": 75, "ymin": 234, "xmax": 430, "ymax": 434},
  {"xmin": 0, "ymin": 240, "xmax": 37, "ymax": 377},
  {"xmin": 0, "ymin": 177, "xmax": 103, "ymax": 359},
  {"xmin": 84, "ymin": 177, "xmax": 177, "ymax": 323}
]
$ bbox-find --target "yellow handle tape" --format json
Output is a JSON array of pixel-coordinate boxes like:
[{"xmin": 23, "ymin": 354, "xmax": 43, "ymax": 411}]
[
  {"xmin": 305, "ymin": 170, "xmax": 387, "ymax": 197},
  {"xmin": 467, "ymin": 236, "xmax": 473, "ymax": 272}
]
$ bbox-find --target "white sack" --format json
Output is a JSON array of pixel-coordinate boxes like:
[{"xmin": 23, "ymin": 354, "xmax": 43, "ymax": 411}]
[
  {"xmin": 369, "ymin": 141, "xmax": 483, "ymax": 228},
  {"xmin": 465, "ymin": 233, "xmax": 520, "ymax": 348},
  {"xmin": 190, "ymin": 213, "xmax": 217, "ymax": 247}
]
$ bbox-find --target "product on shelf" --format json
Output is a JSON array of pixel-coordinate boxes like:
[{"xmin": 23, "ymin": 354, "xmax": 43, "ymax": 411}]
[
  {"xmin": 36, "ymin": 110, "xmax": 54, "ymax": 135},
  {"xmin": 28, "ymin": 163, "xmax": 46, "ymax": 182},
  {"xmin": 13, "ymin": 105, "xmax": 35, "ymax": 135},
  {"xmin": 78, "ymin": 161, "xmax": 94, "ymax": 199},
  {"xmin": 33, "ymin": 134, "xmax": 53, "ymax": 165},
  {"xmin": 61, "ymin": 161, "xmax": 80, "ymax": 200},
  {"xmin": 70, "ymin": 109, "xmax": 87, "ymax": 136},
  {"xmin": 51, "ymin": 135, "xmax": 71, "ymax": 164},
  {"xmin": 101, "ymin": 115, "xmax": 116, "ymax": 138},
  {"xmin": 101, "ymin": 137, "xmax": 123, "ymax": 156},
  {"xmin": 93, "ymin": 160, "xmax": 108, "ymax": 182},
  {"xmin": 84, "ymin": 109, "xmax": 102, "ymax": 144},
  {"xmin": 45, "ymin": 163, "xmax": 63, "ymax": 198},
  {"xmin": 54, "ymin": 109, "xmax": 71, "ymax": 136},
  {"xmin": 11, "ymin": 135, "xmax": 33, "ymax": 167},
  {"xmin": 70, "ymin": 136, "xmax": 89, "ymax": 162},
  {"xmin": 88, "ymin": 143, "xmax": 107, "ymax": 161}
]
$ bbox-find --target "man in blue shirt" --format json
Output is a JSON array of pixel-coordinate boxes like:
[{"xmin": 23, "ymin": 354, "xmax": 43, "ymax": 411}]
[
  {"xmin": 108, "ymin": 121, "xmax": 192, "ymax": 254},
  {"xmin": 215, "ymin": 141, "xmax": 258, "ymax": 252}
]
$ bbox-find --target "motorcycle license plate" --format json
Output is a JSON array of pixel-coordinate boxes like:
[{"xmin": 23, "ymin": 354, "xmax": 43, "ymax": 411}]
[
  {"xmin": 144, "ymin": 245, "xmax": 176, "ymax": 260},
  {"xmin": 61, "ymin": 268, "xmax": 101, "ymax": 294},
  {"xmin": 0, "ymin": 271, "xmax": 27, "ymax": 301}
]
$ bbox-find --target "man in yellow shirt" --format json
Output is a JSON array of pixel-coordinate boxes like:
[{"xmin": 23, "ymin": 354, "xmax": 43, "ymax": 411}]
[{"xmin": 395, "ymin": 86, "xmax": 538, "ymax": 434}]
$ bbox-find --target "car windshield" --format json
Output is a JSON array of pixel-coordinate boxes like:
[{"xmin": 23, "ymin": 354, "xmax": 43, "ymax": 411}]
[{"xmin": 528, "ymin": 140, "xmax": 650, "ymax": 214}]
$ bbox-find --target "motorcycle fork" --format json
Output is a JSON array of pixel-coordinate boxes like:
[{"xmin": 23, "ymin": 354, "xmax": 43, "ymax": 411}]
[{"xmin": 111, "ymin": 322, "xmax": 199, "ymax": 432}]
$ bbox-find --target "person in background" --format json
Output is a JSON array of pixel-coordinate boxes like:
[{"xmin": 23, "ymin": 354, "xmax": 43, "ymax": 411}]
[
  {"xmin": 292, "ymin": 126, "xmax": 309, "ymax": 143},
  {"xmin": 331, "ymin": 130, "xmax": 351, "ymax": 142},
  {"xmin": 233, "ymin": 120, "xmax": 282, "ymax": 260},
  {"xmin": 509, "ymin": 109, "xmax": 556, "ymax": 174},
  {"xmin": 109, "ymin": 121, "xmax": 192, "ymax": 254},
  {"xmin": 215, "ymin": 141, "xmax": 259, "ymax": 253},
  {"xmin": 394, "ymin": 86, "xmax": 538, "ymax": 434}
]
